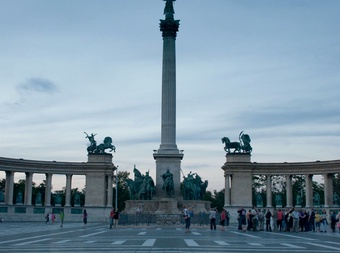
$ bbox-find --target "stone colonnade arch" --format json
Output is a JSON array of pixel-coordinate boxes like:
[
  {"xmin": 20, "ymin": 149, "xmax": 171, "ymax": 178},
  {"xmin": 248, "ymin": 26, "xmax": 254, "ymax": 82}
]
[
  {"xmin": 0, "ymin": 154, "xmax": 116, "ymax": 221},
  {"xmin": 222, "ymin": 154, "xmax": 340, "ymax": 211}
]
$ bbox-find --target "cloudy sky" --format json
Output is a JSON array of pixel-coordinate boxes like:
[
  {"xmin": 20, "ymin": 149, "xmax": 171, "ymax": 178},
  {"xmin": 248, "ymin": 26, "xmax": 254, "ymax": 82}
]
[{"xmin": 1, "ymin": 0, "xmax": 339, "ymax": 192}]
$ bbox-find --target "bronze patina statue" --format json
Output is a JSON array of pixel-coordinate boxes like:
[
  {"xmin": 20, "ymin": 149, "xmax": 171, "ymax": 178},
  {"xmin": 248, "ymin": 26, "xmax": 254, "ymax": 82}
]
[
  {"xmin": 222, "ymin": 131, "xmax": 252, "ymax": 154},
  {"xmin": 164, "ymin": 0, "xmax": 175, "ymax": 16},
  {"xmin": 126, "ymin": 165, "xmax": 156, "ymax": 200},
  {"xmin": 84, "ymin": 132, "xmax": 116, "ymax": 154},
  {"xmin": 182, "ymin": 171, "xmax": 208, "ymax": 200},
  {"xmin": 161, "ymin": 169, "xmax": 174, "ymax": 197}
]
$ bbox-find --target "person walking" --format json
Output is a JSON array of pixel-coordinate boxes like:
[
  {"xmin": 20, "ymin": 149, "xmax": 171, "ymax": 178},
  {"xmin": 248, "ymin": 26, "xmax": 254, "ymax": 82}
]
[
  {"xmin": 83, "ymin": 209, "xmax": 88, "ymax": 229},
  {"xmin": 45, "ymin": 212, "xmax": 50, "ymax": 224},
  {"xmin": 209, "ymin": 207, "xmax": 217, "ymax": 230},
  {"xmin": 60, "ymin": 210, "xmax": 64, "ymax": 227}
]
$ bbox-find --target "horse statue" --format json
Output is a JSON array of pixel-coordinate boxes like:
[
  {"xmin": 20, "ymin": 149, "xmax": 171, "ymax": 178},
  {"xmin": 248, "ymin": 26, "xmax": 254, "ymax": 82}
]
[
  {"xmin": 95, "ymin": 137, "xmax": 116, "ymax": 153},
  {"xmin": 239, "ymin": 131, "xmax": 252, "ymax": 153},
  {"xmin": 221, "ymin": 136, "xmax": 241, "ymax": 153}
]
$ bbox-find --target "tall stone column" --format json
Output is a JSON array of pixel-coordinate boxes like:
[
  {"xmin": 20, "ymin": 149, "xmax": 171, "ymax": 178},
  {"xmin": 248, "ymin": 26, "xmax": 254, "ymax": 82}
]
[
  {"xmin": 154, "ymin": 0, "xmax": 183, "ymax": 199},
  {"xmin": 65, "ymin": 174, "xmax": 72, "ymax": 207},
  {"xmin": 24, "ymin": 172, "xmax": 33, "ymax": 205},
  {"xmin": 5, "ymin": 171, "xmax": 14, "ymax": 205},
  {"xmin": 45, "ymin": 173, "xmax": 52, "ymax": 206},
  {"xmin": 305, "ymin": 174, "xmax": 313, "ymax": 208},
  {"xmin": 224, "ymin": 173, "xmax": 231, "ymax": 206},
  {"xmin": 286, "ymin": 175, "xmax": 293, "ymax": 208},
  {"xmin": 323, "ymin": 173, "xmax": 333, "ymax": 207},
  {"xmin": 107, "ymin": 174, "xmax": 113, "ymax": 207},
  {"xmin": 266, "ymin": 175, "xmax": 272, "ymax": 207}
]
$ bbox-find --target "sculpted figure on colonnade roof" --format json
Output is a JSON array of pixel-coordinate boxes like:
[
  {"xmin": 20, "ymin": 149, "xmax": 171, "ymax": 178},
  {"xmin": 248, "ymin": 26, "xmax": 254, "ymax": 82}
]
[
  {"xmin": 221, "ymin": 131, "xmax": 252, "ymax": 154},
  {"xmin": 84, "ymin": 132, "xmax": 116, "ymax": 154}
]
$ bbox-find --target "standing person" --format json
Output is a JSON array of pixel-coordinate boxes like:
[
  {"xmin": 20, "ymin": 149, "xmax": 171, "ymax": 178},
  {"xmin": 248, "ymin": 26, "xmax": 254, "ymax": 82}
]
[
  {"xmin": 109, "ymin": 207, "xmax": 115, "ymax": 229},
  {"xmin": 226, "ymin": 210, "xmax": 230, "ymax": 228},
  {"xmin": 320, "ymin": 209, "xmax": 327, "ymax": 232},
  {"xmin": 83, "ymin": 209, "xmax": 88, "ymax": 229},
  {"xmin": 183, "ymin": 205, "xmax": 191, "ymax": 233},
  {"xmin": 251, "ymin": 206, "xmax": 258, "ymax": 231},
  {"xmin": 336, "ymin": 210, "xmax": 340, "ymax": 233},
  {"xmin": 265, "ymin": 209, "xmax": 272, "ymax": 232},
  {"xmin": 330, "ymin": 211, "xmax": 337, "ymax": 232},
  {"xmin": 292, "ymin": 208, "xmax": 301, "ymax": 233},
  {"xmin": 60, "ymin": 210, "xmax": 64, "ymax": 227},
  {"xmin": 308, "ymin": 209, "xmax": 315, "ymax": 232},
  {"xmin": 258, "ymin": 209, "xmax": 265, "ymax": 231},
  {"xmin": 113, "ymin": 209, "xmax": 119, "ymax": 228},
  {"xmin": 209, "ymin": 207, "xmax": 217, "ymax": 230},
  {"xmin": 220, "ymin": 209, "xmax": 226, "ymax": 231},
  {"xmin": 277, "ymin": 209, "xmax": 283, "ymax": 231},
  {"xmin": 315, "ymin": 211, "xmax": 321, "ymax": 232},
  {"xmin": 237, "ymin": 206, "xmax": 247, "ymax": 231}
]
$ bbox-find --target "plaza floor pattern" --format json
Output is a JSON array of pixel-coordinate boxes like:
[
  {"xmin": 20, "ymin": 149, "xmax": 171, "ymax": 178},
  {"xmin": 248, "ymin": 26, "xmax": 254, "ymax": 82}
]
[{"xmin": 0, "ymin": 222, "xmax": 339, "ymax": 253}]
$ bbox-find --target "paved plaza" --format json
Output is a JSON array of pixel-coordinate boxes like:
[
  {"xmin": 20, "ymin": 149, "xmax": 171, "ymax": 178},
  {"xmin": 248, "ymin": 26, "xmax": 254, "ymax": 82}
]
[{"xmin": 0, "ymin": 222, "xmax": 340, "ymax": 253}]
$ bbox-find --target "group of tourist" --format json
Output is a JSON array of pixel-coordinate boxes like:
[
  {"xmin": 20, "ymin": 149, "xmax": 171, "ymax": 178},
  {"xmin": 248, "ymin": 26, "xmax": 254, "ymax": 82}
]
[
  {"xmin": 237, "ymin": 206, "xmax": 340, "ymax": 233},
  {"xmin": 183, "ymin": 205, "xmax": 231, "ymax": 233},
  {"xmin": 44, "ymin": 210, "xmax": 64, "ymax": 227}
]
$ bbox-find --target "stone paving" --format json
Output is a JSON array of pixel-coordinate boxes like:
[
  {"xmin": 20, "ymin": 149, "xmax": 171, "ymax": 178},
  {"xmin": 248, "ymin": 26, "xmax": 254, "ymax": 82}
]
[{"xmin": 0, "ymin": 222, "xmax": 340, "ymax": 252}]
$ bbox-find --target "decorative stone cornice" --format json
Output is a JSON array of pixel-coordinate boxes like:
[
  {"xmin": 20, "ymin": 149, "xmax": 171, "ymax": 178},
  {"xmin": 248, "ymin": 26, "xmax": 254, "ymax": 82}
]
[
  {"xmin": 160, "ymin": 19, "xmax": 179, "ymax": 38},
  {"xmin": 221, "ymin": 159, "xmax": 340, "ymax": 175}
]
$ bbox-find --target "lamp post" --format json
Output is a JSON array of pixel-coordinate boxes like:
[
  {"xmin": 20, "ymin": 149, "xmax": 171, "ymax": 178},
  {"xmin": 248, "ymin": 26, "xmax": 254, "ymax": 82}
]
[{"xmin": 115, "ymin": 165, "xmax": 118, "ymax": 210}]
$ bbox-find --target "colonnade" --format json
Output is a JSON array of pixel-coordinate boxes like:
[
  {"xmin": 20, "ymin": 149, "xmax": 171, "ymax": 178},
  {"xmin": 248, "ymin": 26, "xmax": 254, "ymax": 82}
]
[
  {"xmin": 0, "ymin": 155, "xmax": 116, "ymax": 208},
  {"xmin": 222, "ymin": 154, "xmax": 340, "ymax": 209}
]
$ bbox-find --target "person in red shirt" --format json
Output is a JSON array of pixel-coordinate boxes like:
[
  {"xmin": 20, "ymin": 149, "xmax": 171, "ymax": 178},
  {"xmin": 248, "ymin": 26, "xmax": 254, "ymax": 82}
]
[{"xmin": 277, "ymin": 209, "xmax": 284, "ymax": 231}]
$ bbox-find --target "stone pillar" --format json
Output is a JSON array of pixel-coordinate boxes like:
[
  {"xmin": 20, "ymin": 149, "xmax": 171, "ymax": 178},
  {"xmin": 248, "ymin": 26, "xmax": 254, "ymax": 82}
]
[
  {"xmin": 286, "ymin": 175, "xmax": 293, "ymax": 208},
  {"xmin": 45, "ymin": 173, "xmax": 52, "ymax": 206},
  {"xmin": 65, "ymin": 174, "xmax": 72, "ymax": 207},
  {"xmin": 324, "ymin": 173, "xmax": 333, "ymax": 207},
  {"xmin": 154, "ymin": 1, "xmax": 183, "ymax": 199},
  {"xmin": 305, "ymin": 174, "xmax": 313, "ymax": 208},
  {"xmin": 107, "ymin": 174, "xmax": 113, "ymax": 207},
  {"xmin": 266, "ymin": 175, "xmax": 272, "ymax": 207},
  {"xmin": 5, "ymin": 171, "xmax": 14, "ymax": 205},
  {"xmin": 224, "ymin": 173, "xmax": 231, "ymax": 206},
  {"xmin": 24, "ymin": 172, "xmax": 33, "ymax": 205},
  {"xmin": 85, "ymin": 154, "xmax": 114, "ymax": 207}
]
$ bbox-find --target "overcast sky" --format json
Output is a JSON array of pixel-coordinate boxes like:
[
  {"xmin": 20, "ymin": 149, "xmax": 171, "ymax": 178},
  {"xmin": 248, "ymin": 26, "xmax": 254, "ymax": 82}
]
[{"xmin": 1, "ymin": 0, "xmax": 339, "ymax": 192}]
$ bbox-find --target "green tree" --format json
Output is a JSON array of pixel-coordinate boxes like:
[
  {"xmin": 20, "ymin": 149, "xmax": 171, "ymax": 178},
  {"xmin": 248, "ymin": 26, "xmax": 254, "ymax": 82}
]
[{"xmin": 113, "ymin": 170, "xmax": 131, "ymax": 211}]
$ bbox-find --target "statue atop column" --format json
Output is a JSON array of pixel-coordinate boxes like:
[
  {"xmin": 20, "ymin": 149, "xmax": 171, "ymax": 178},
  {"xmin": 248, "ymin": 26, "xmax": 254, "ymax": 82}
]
[{"xmin": 163, "ymin": 0, "xmax": 175, "ymax": 16}]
